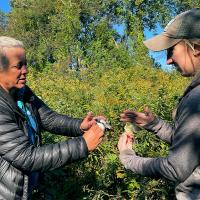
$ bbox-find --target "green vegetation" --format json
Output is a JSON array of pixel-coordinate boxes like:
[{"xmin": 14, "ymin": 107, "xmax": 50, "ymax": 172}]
[
  {"xmin": 27, "ymin": 66, "xmax": 189, "ymax": 199},
  {"xmin": 0, "ymin": 0, "xmax": 197, "ymax": 199}
]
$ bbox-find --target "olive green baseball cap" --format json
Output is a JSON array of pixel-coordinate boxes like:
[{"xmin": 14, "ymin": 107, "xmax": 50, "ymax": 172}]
[{"xmin": 144, "ymin": 8, "xmax": 200, "ymax": 51}]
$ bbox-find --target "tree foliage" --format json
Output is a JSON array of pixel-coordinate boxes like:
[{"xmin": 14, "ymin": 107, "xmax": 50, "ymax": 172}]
[
  {"xmin": 0, "ymin": 10, "xmax": 7, "ymax": 34},
  {"xmin": 2, "ymin": 0, "xmax": 194, "ymax": 70}
]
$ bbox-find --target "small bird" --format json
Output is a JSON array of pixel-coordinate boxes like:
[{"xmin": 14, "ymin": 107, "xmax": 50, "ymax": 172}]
[
  {"xmin": 95, "ymin": 119, "xmax": 113, "ymax": 132},
  {"xmin": 124, "ymin": 122, "xmax": 141, "ymax": 133}
]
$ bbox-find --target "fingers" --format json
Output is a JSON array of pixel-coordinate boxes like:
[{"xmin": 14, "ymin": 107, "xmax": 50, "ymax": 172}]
[
  {"xmin": 85, "ymin": 112, "xmax": 106, "ymax": 122},
  {"xmin": 119, "ymin": 133, "xmax": 130, "ymax": 144},
  {"xmin": 94, "ymin": 115, "xmax": 106, "ymax": 121},
  {"xmin": 126, "ymin": 133, "xmax": 134, "ymax": 145},
  {"xmin": 143, "ymin": 106, "xmax": 151, "ymax": 116},
  {"xmin": 98, "ymin": 136, "xmax": 103, "ymax": 144},
  {"xmin": 84, "ymin": 112, "xmax": 107, "ymax": 125},
  {"xmin": 118, "ymin": 134, "xmax": 125, "ymax": 149},
  {"xmin": 83, "ymin": 123, "xmax": 104, "ymax": 151},
  {"xmin": 120, "ymin": 110, "xmax": 144, "ymax": 123},
  {"xmin": 118, "ymin": 133, "xmax": 132, "ymax": 152},
  {"xmin": 121, "ymin": 110, "xmax": 138, "ymax": 117},
  {"xmin": 120, "ymin": 110, "xmax": 138, "ymax": 122},
  {"xmin": 80, "ymin": 112, "xmax": 95, "ymax": 132},
  {"xmin": 87, "ymin": 119, "xmax": 96, "ymax": 127},
  {"xmin": 125, "ymin": 132, "xmax": 134, "ymax": 138},
  {"xmin": 143, "ymin": 106, "xmax": 149, "ymax": 113},
  {"xmin": 91, "ymin": 123, "xmax": 104, "ymax": 137},
  {"xmin": 120, "ymin": 107, "xmax": 154, "ymax": 126},
  {"xmin": 84, "ymin": 111, "xmax": 94, "ymax": 121}
]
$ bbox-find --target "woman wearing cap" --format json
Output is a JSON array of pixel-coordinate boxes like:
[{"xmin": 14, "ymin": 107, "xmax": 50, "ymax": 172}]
[{"xmin": 118, "ymin": 8, "xmax": 200, "ymax": 200}]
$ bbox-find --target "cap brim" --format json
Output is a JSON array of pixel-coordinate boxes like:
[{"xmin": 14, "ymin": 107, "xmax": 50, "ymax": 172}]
[{"xmin": 143, "ymin": 33, "xmax": 182, "ymax": 51}]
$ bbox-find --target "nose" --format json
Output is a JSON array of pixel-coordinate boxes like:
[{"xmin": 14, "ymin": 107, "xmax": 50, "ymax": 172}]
[
  {"xmin": 167, "ymin": 58, "xmax": 174, "ymax": 65},
  {"xmin": 21, "ymin": 65, "xmax": 28, "ymax": 74}
]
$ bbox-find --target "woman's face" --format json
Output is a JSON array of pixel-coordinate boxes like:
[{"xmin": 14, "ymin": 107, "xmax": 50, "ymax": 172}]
[
  {"xmin": 167, "ymin": 41, "xmax": 200, "ymax": 77},
  {"xmin": 0, "ymin": 47, "xmax": 28, "ymax": 92}
]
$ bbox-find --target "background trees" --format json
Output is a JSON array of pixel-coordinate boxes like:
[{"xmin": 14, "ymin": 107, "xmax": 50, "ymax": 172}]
[
  {"xmin": 1, "ymin": 0, "xmax": 194, "ymax": 70},
  {"xmin": 2, "ymin": 0, "xmax": 198, "ymax": 70}
]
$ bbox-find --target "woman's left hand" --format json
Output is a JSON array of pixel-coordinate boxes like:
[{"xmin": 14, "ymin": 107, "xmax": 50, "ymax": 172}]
[{"xmin": 118, "ymin": 132, "xmax": 134, "ymax": 152}]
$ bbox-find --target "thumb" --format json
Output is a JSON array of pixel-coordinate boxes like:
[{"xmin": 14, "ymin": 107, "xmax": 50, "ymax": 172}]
[{"xmin": 84, "ymin": 111, "xmax": 93, "ymax": 121}]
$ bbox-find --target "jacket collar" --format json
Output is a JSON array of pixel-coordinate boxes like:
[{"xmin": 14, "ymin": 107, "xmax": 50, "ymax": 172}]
[
  {"xmin": 182, "ymin": 72, "xmax": 200, "ymax": 98},
  {"xmin": 0, "ymin": 86, "xmax": 25, "ymax": 119}
]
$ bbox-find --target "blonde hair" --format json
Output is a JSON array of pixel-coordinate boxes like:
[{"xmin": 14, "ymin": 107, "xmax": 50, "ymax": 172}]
[{"xmin": 184, "ymin": 39, "xmax": 200, "ymax": 52}]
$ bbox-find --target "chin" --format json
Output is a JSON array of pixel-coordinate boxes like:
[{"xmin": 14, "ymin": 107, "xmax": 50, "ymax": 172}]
[
  {"xmin": 181, "ymin": 72, "xmax": 194, "ymax": 77},
  {"xmin": 181, "ymin": 74, "xmax": 189, "ymax": 77},
  {"xmin": 16, "ymin": 84, "xmax": 26, "ymax": 89}
]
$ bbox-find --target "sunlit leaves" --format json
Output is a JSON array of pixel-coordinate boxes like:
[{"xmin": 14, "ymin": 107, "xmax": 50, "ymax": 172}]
[{"xmin": 28, "ymin": 64, "xmax": 189, "ymax": 199}]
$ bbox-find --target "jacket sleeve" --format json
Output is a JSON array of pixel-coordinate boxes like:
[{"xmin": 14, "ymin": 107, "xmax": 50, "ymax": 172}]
[
  {"xmin": 120, "ymin": 89, "xmax": 200, "ymax": 182},
  {"xmin": 0, "ymin": 106, "xmax": 88, "ymax": 172},
  {"xmin": 27, "ymin": 88, "xmax": 83, "ymax": 137},
  {"xmin": 143, "ymin": 117, "xmax": 175, "ymax": 144}
]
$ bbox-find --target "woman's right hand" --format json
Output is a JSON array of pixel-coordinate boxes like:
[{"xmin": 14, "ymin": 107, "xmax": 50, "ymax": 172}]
[
  {"xmin": 83, "ymin": 123, "xmax": 104, "ymax": 151},
  {"xmin": 120, "ymin": 107, "xmax": 155, "ymax": 127}
]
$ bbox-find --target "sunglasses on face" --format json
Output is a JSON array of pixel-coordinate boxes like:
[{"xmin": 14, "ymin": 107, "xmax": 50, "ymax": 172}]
[
  {"xmin": 12, "ymin": 60, "xmax": 27, "ymax": 69},
  {"xmin": 167, "ymin": 46, "xmax": 174, "ymax": 59}
]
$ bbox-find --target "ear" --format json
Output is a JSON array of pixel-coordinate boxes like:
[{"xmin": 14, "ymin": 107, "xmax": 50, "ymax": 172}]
[{"xmin": 193, "ymin": 50, "xmax": 200, "ymax": 56}]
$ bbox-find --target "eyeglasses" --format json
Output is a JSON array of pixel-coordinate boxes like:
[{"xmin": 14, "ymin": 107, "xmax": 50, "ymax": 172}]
[{"xmin": 11, "ymin": 60, "xmax": 27, "ymax": 69}]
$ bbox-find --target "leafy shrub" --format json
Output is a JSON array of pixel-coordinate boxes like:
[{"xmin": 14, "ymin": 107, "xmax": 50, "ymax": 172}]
[{"xmin": 28, "ymin": 65, "xmax": 189, "ymax": 199}]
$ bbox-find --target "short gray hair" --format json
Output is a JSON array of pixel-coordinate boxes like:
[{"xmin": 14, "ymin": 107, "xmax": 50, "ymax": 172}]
[{"xmin": 0, "ymin": 36, "xmax": 24, "ymax": 70}]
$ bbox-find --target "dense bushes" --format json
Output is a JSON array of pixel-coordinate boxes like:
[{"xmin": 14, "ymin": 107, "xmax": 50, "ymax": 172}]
[{"xmin": 28, "ymin": 65, "xmax": 189, "ymax": 199}]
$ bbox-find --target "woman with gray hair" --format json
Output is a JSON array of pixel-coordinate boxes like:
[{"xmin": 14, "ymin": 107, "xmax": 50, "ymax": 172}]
[
  {"xmin": 0, "ymin": 36, "xmax": 105, "ymax": 199},
  {"xmin": 118, "ymin": 8, "xmax": 200, "ymax": 200}
]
